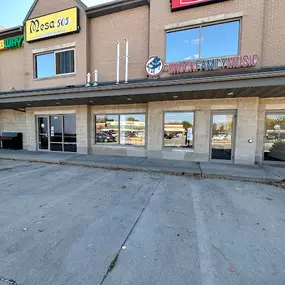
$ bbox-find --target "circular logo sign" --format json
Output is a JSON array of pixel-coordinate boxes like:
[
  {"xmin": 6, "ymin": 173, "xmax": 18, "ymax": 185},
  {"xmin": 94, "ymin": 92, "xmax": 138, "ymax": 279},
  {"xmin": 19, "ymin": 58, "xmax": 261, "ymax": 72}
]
[{"xmin": 145, "ymin": 56, "xmax": 164, "ymax": 77}]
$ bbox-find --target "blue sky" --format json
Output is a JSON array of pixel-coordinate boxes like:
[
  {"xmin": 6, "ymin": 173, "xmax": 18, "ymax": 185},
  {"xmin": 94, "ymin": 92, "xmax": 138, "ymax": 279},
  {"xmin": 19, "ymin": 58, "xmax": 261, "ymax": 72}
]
[
  {"xmin": 0, "ymin": 0, "xmax": 112, "ymax": 28},
  {"xmin": 0, "ymin": 0, "xmax": 34, "ymax": 28}
]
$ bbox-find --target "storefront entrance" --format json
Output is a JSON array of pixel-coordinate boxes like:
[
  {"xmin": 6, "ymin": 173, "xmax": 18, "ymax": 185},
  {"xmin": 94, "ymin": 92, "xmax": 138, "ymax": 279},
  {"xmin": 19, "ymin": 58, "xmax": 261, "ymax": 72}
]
[
  {"xmin": 264, "ymin": 112, "xmax": 285, "ymax": 162},
  {"xmin": 210, "ymin": 111, "xmax": 236, "ymax": 161},
  {"xmin": 37, "ymin": 115, "xmax": 77, "ymax": 152}
]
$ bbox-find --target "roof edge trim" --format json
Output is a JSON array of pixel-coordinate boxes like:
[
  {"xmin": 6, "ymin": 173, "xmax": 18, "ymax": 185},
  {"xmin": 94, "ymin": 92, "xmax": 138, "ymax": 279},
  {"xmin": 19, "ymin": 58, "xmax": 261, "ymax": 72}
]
[{"xmin": 86, "ymin": 0, "xmax": 150, "ymax": 18}]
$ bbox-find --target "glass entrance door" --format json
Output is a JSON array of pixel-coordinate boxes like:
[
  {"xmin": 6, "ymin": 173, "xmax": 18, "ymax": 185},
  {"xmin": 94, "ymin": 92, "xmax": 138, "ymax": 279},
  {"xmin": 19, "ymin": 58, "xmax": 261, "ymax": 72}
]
[
  {"xmin": 37, "ymin": 115, "xmax": 77, "ymax": 152},
  {"xmin": 211, "ymin": 112, "xmax": 235, "ymax": 161},
  {"xmin": 50, "ymin": 115, "xmax": 63, "ymax": 151},
  {"xmin": 38, "ymin": 116, "xmax": 49, "ymax": 150}
]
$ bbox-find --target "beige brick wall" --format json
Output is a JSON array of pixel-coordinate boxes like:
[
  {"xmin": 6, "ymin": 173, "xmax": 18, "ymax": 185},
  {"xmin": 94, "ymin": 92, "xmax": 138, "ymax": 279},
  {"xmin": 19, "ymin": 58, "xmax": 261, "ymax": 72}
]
[
  {"xmin": 22, "ymin": 0, "xmax": 88, "ymax": 90},
  {"xmin": 150, "ymin": 0, "xmax": 265, "ymax": 78},
  {"xmin": 262, "ymin": 0, "xmax": 285, "ymax": 66},
  {"xmin": 89, "ymin": 6, "xmax": 149, "ymax": 82},
  {"xmin": 0, "ymin": 48, "xmax": 25, "ymax": 91},
  {"xmin": 0, "ymin": 110, "xmax": 28, "ymax": 148}
]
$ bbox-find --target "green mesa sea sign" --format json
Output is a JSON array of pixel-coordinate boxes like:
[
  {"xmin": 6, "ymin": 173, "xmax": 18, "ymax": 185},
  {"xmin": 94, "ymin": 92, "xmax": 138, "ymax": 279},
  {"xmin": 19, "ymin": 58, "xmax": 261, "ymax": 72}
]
[{"xmin": 0, "ymin": 35, "xmax": 24, "ymax": 51}]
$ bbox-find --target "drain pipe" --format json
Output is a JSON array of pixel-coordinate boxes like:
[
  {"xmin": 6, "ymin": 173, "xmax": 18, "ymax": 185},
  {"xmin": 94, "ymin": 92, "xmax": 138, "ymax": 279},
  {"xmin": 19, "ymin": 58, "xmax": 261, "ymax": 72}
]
[
  {"xmin": 124, "ymin": 39, "xmax": 129, "ymax": 84},
  {"xmin": 116, "ymin": 40, "xmax": 120, "ymax": 84}
]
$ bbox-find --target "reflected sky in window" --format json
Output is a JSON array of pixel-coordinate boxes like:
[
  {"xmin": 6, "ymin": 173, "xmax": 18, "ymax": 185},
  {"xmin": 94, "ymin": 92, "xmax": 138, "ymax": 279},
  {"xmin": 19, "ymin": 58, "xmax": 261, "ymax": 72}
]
[
  {"xmin": 36, "ymin": 53, "xmax": 54, "ymax": 78},
  {"xmin": 166, "ymin": 21, "xmax": 240, "ymax": 63}
]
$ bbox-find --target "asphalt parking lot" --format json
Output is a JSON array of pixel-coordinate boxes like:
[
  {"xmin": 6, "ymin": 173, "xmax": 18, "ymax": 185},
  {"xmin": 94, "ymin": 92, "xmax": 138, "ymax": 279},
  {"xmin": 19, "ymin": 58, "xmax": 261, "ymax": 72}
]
[{"xmin": 0, "ymin": 160, "xmax": 285, "ymax": 285}]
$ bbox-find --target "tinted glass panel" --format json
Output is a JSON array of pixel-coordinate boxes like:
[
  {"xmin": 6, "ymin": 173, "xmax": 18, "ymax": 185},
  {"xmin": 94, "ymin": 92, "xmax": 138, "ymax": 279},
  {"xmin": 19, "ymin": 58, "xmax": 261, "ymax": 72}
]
[
  {"xmin": 64, "ymin": 144, "xmax": 77, "ymax": 153},
  {"xmin": 201, "ymin": 21, "xmax": 239, "ymax": 58},
  {"xmin": 264, "ymin": 114, "xmax": 285, "ymax": 161},
  {"xmin": 120, "ymin": 114, "xmax": 146, "ymax": 146},
  {"xmin": 95, "ymin": 115, "xmax": 119, "ymax": 144},
  {"xmin": 64, "ymin": 115, "xmax": 76, "ymax": 143},
  {"xmin": 164, "ymin": 112, "xmax": 194, "ymax": 148},
  {"xmin": 166, "ymin": 28, "xmax": 199, "ymax": 63},
  {"xmin": 56, "ymin": 50, "xmax": 75, "ymax": 75},
  {"xmin": 50, "ymin": 143, "xmax": 63, "ymax": 152},
  {"xmin": 36, "ymin": 53, "xmax": 54, "ymax": 78}
]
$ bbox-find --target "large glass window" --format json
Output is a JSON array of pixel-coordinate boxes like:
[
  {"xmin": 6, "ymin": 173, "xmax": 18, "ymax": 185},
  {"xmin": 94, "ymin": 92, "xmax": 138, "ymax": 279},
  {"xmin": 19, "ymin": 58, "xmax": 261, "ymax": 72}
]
[
  {"xmin": 35, "ymin": 49, "xmax": 75, "ymax": 78},
  {"xmin": 95, "ymin": 114, "xmax": 146, "ymax": 146},
  {"xmin": 95, "ymin": 115, "xmax": 119, "ymax": 144},
  {"xmin": 166, "ymin": 20, "xmax": 240, "ymax": 63},
  {"xmin": 264, "ymin": 113, "xmax": 285, "ymax": 162},
  {"xmin": 120, "ymin": 114, "xmax": 146, "ymax": 146},
  {"xmin": 164, "ymin": 112, "xmax": 194, "ymax": 148}
]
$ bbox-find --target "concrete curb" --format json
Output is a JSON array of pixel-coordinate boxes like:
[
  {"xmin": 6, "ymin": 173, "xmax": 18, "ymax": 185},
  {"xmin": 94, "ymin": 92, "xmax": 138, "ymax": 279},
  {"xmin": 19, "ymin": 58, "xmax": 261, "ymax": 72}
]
[{"xmin": 0, "ymin": 156, "xmax": 283, "ymax": 184}]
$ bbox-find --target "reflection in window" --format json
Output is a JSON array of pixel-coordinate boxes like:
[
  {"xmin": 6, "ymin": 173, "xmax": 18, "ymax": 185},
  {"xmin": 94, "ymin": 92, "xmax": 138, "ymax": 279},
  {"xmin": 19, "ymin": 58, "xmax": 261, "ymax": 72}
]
[
  {"xmin": 200, "ymin": 21, "xmax": 239, "ymax": 58},
  {"xmin": 35, "ymin": 49, "xmax": 75, "ymax": 78},
  {"xmin": 95, "ymin": 114, "xmax": 146, "ymax": 146},
  {"xmin": 166, "ymin": 28, "xmax": 199, "ymax": 63},
  {"xmin": 164, "ymin": 112, "xmax": 194, "ymax": 148},
  {"xmin": 166, "ymin": 21, "xmax": 240, "ymax": 63},
  {"xmin": 120, "ymin": 114, "xmax": 146, "ymax": 146},
  {"xmin": 95, "ymin": 115, "xmax": 119, "ymax": 144},
  {"xmin": 264, "ymin": 114, "xmax": 285, "ymax": 161},
  {"xmin": 36, "ymin": 53, "xmax": 55, "ymax": 78}
]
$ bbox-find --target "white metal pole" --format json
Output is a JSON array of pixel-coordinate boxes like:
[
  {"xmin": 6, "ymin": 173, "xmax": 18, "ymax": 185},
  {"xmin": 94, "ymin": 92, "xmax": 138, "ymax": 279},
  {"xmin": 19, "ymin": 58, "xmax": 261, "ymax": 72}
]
[
  {"xmin": 93, "ymin": 69, "xmax": 98, "ymax": 87},
  {"xmin": 124, "ymin": 39, "xmax": 129, "ymax": 84},
  {"xmin": 116, "ymin": 41, "xmax": 120, "ymax": 84}
]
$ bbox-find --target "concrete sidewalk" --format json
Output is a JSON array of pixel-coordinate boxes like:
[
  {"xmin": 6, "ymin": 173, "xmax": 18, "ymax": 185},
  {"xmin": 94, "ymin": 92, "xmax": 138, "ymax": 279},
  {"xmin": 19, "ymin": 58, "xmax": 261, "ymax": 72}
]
[{"xmin": 0, "ymin": 149, "xmax": 284, "ymax": 182}]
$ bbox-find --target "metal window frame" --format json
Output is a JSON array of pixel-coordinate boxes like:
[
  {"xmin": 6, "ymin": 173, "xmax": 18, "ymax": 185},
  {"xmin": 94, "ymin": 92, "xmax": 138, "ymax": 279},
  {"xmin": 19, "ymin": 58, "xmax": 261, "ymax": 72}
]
[
  {"xmin": 162, "ymin": 110, "xmax": 195, "ymax": 150},
  {"xmin": 165, "ymin": 18, "xmax": 241, "ymax": 63},
  {"xmin": 36, "ymin": 114, "xmax": 77, "ymax": 153},
  {"xmin": 262, "ymin": 110, "xmax": 285, "ymax": 165},
  {"xmin": 34, "ymin": 48, "xmax": 76, "ymax": 79},
  {"xmin": 209, "ymin": 110, "xmax": 237, "ymax": 163},
  {"xmin": 94, "ymin": 113, "xmax": 147, "ymax": 147}
]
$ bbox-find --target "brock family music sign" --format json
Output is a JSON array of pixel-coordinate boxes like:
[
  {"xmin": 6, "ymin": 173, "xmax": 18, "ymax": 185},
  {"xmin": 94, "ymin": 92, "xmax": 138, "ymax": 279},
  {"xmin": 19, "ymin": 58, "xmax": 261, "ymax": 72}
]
[{"xmin": 168, "ymin": 54, "xmax": 259, "ymax": 74}]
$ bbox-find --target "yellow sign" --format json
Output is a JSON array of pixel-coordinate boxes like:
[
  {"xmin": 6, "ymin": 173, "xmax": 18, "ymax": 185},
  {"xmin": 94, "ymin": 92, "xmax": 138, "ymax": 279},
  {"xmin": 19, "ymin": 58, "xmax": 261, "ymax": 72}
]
[{"xmin": 25, "ymin": 7, "xmax": 79, "ymax": 42}]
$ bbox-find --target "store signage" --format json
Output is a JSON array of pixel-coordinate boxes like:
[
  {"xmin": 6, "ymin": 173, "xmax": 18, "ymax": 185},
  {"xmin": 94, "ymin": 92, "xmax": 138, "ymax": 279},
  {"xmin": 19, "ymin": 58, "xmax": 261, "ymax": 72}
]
[
  {"xmin": 0, "ymin": 36, "xmax": 24, "ymax": 51},
  {"xmin": 145, "ymin": 56, "xmax": 164, "ymax": 77},
  {"xmin": 168, "ymin": 54, "xmax": 259, "ymax": 74},
  {"xmin": 171, "ymin": 0, "xmax": 228, "ymax": 11},
  {"xmin": 25, "ymin": 7, "xmax": 79, "ymax": 42}
]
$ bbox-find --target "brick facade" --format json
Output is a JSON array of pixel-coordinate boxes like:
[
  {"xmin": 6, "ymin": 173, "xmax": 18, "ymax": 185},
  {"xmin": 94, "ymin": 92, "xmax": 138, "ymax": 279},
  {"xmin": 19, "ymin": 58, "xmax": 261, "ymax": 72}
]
[{"xmin": 0, "ymin": 0, "xmax": 285, "ymax": 164}]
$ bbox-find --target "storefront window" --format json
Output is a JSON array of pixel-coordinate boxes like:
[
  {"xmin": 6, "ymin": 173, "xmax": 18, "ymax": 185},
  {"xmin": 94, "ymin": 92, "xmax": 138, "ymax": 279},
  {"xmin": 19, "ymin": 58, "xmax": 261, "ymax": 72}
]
[
  {"xmin": 164, "ymin": 112, "xmax": 194, "ymax": 148},
  {"xmin": 35, "ymin": 49, "xmax": 75, "ymax": 78},
  {"xmin": 120, "ymin": 114, "xmax": 146, "ymax": 146},
  {"xmin": 95, "ymin": 115, "xmax": 119, "ymax": 144},
  {"xmin": 264, "ymin": 113, "xmax": 285, "ymax": 162},
  {"xmin": 166, "ymin": 20, "xmax": 240, "ymax": 63},
  {"xmin": 95, "ymin": 114, "xmax": 146, "ymax": 146}
]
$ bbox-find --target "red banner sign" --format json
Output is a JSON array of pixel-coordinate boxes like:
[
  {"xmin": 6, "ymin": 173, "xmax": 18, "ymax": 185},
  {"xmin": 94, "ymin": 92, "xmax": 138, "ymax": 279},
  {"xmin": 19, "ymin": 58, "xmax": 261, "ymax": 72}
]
[{"xmin": 171, "ymin": 0, "xmax": 227, "ymax": 11}]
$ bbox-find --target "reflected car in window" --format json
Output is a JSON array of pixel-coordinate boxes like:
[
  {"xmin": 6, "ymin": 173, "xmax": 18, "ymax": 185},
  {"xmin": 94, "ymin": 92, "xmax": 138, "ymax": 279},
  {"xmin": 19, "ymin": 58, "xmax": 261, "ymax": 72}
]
[{"xmin": 96, "ymin": 133, "xmax": 116, "ymax": 143}]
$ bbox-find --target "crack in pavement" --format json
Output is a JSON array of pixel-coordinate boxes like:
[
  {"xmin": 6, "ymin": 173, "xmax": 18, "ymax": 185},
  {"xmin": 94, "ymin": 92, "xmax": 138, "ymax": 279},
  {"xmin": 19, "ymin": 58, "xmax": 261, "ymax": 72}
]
[{"xmin": 99, "ymin": 175, "xmax": 164, "ymax": 285}]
